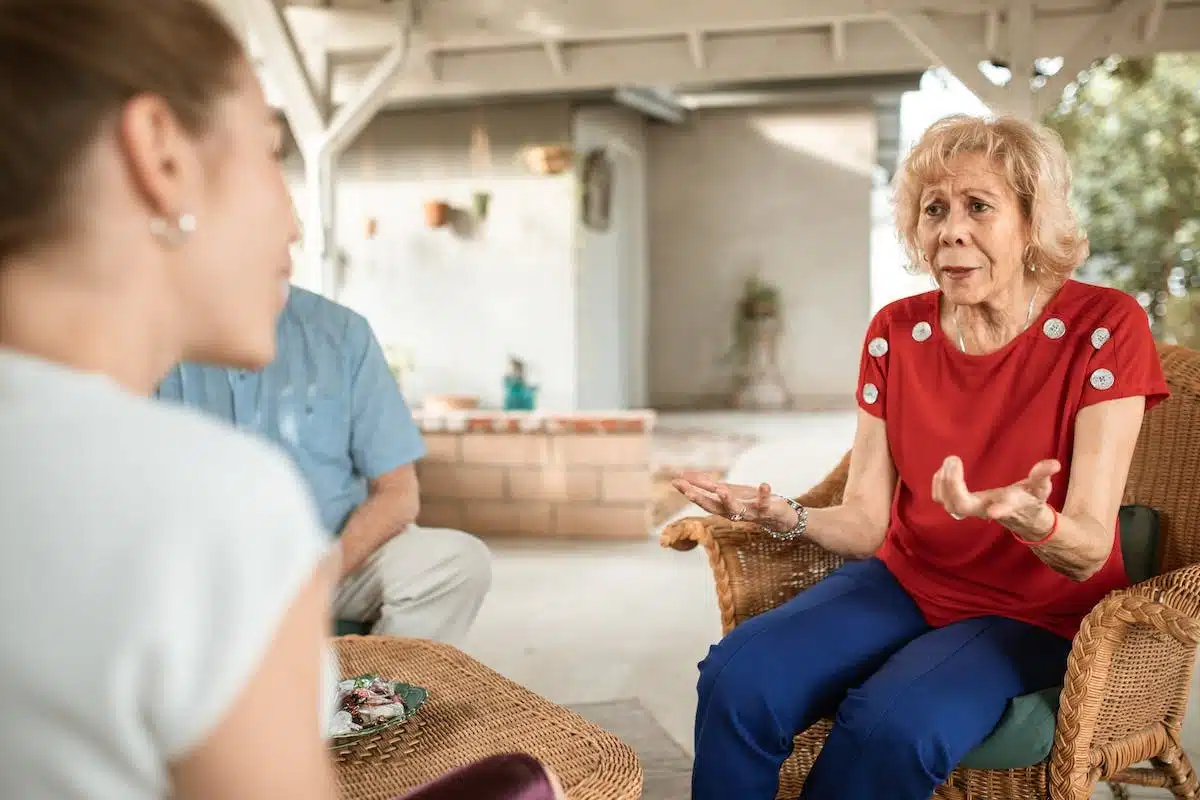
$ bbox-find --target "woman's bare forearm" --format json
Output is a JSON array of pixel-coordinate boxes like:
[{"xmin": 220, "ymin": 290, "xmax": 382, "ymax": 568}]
[
  {"xmin": 769, "ymin": 499, "xmax": 888, "ymax": 559},
  {"xmin": 1007, "ymin": 505, "xmax": 1112, "ymax": 581},
  {"xmin": 778, "ymin": 410, "xmax": 894, "ymax": 559}
]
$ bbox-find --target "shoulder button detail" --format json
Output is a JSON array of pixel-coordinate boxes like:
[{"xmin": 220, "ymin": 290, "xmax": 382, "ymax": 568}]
[
  {"xmin": 1090, "ymin": 368, "xmax": 1115, "ymax": 391},
  {"xmin": 911, "ymin": 322, "xmax": 932, "ymax": 342},
  {"xmin": 867, "ymin": 337, "xmax": 889, "ymax": 357},
  {"xmin": 862, "ymin": 383, "xmax": 879, "ymax": 404},
  {"xmin": 1091, "ymin": 327, "xmax": 1111, "ymax": 349},
  {"xmin": 1042, "ymin": 318, "xmax": 1067, "ymax": 339}
]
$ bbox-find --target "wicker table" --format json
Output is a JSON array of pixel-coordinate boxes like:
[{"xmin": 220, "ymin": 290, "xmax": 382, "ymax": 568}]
[{"xmin": 333, "ymin": 636, "xmax": 643, "ymax": 800}]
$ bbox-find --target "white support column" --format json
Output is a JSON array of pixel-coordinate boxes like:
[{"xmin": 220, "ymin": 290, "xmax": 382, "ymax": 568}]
[
  {"xmin": 297, "ymin": 147, "xmax": 335, "ymax": 293},
  {"xmin": 244, "ymin": 0, "xmax": 412, "ymax": 297},
  {"xmin": 239, "ymin": 0, "xmax": 325, "ymax": 144},
  {"xmin": 889, "ymin": 12, "xmax": 1003, "ymax": 111},
  {"xmin": 1033, "ymin": 0, "xmax": 1148, "ymax": 116},
  {"xmin": 307, "ymin": 48, "xmax": 334, "ymax": 121},
  {"xmin": 321, "ymin": 26, "xmax": 414, "ymax": 157},
  {"xmin": 1006, "ymin": 1, "xmax": 1035, "ymax": 121}
]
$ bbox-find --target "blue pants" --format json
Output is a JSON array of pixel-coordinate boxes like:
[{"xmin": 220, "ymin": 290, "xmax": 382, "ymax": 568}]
[{"xmin": 692, "ymin": 558, "xmax": 1072, "ymax": 800}]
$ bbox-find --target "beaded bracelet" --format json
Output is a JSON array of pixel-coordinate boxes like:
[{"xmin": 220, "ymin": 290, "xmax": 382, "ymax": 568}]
[{"xmin": 760, "ymin": 495, "xmax": 808, "ymax": 540}]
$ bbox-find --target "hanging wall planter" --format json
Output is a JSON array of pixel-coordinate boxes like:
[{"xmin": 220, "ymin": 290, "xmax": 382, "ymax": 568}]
[
  {"xmin": 580, "ymin": 148, "xmax": 614, "ymax": 231},
  {"xmin": 424, "ymin": 200, "xmax": 450, "ymax": 228},
  {"xmin": 521, "ymin": 144, "xmax": 574, "ymax": 176},
  {"xmin": 472, "ymin": 191, "xmax": 491, "ymax": 221}
]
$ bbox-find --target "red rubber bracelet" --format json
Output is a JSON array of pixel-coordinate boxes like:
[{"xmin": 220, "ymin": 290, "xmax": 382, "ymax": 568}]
[{"xmin": 1025, "ymin": 506, "xmax": 1059, "ymax": 546}]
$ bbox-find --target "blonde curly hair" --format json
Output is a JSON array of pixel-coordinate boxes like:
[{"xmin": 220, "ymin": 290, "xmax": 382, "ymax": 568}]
[{"xmin": 892, "ymin": 114, "xmax": 1089, "ymax": 287}]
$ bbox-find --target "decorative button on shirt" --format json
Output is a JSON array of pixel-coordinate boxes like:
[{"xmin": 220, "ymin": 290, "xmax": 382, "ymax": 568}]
[
  {"xmin": 1091, "ymin": 327, "xmax": 1111, "ymax": 349},
  {"xmin": 1042, "ymin": 318, "xmax": 1067, "ymax": 339},
  {"xmin": 1090, "ymin": 368, "xmax": 1115, "ymax": 390},
  {"xmin": 853, "ymin": 280, "xmax": 1170, "ymax": 642},
  {"xmin": 868, "ymin": 337, "xmax": 889, "ymax": 357}
]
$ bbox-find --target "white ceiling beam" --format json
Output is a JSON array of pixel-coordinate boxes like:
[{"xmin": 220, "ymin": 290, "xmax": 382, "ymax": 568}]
[
  {"xmin": 543, "ymin": 40, "xmax": 567, "ymax": 75},
  {"xmin": 1143, "ymin": 0, "xmax": 1167, "ymax": 42},
  {"xmin": 887, "ymin": 12, "xmax": 1003, "ymax": 108},
  {"xmin": 274, "ymin": 2, "xmax": 1200, "ymax": 62},
  {"xmin": 327, "ymin": 21, "xmax": 947, "ymax": 105},
  {"xmin": 240, "ymin": 0, "xmax": 325, "ymax": 144},
  {"xmin": 984, "ymin": 10, "xmax": 1000, "ymax": 55},
  {"xmin": 322, "ymin": 23, "xmax": 413, "ymax": 156},
  {"xmin": 687, "ymin": 31, "xmax": 707, "ymax": 70},
  {"xmin": 831, "ymin": 21, "xmax": 847, "ymax": 63},
  {"xmin": 1034, "ymin": 0, "xmax": 1151, "ymax": 116},
  {"xmin": 283, "ymin": 5, "xmax": 407, "ymax": 53},
  {"xmin": 268, "ymin": 4, "xmax": 1200, "ymax": 111},
  {"xmin": 613, "ymin": 88, "xmax": 687, "ymax": 124},
  {"xmin": 410, "ymin": 0, "xmax": 1124, "ymax": 42}
]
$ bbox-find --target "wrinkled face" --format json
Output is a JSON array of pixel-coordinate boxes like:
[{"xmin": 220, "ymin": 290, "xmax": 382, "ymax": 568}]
[
  {"xmin": 917, "ymin": 152, "xmax": 1029, "ymax": 306},
  {"xmin": 169, "ymin": 65, "xmax": 298, "ymax": 369}
]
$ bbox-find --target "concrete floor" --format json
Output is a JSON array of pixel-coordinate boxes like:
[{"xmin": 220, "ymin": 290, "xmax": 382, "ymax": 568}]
[
  {"xmin": 459, "ymin": 410, "xmax": 1174, "ymax": 798},
  {"xmin": 459, "ymin": 410, "xmax": 857, "ymax": 755}
]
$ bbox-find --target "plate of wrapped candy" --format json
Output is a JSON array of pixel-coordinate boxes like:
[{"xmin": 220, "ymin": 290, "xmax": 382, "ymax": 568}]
[{"xmin": 328, "ymin": 674, "xmax": 428, "ymax": 743}]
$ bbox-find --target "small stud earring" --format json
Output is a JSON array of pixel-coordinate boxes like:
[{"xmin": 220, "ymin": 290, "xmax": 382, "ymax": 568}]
[{"xmin": 149, "ymin": 213, "xmax": 197, "ymax": 248}]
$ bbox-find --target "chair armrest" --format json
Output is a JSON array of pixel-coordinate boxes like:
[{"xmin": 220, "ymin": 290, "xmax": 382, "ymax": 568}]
[
  {"xmin": 1049, "ymin": 563, "xmax": 1200, "ymax": 798},
  {"xmin": 660, "ymin": 514, "xmax": 844, "ymax": 634},
  {"xmin": 659, "ymin": 451, "xmax": 853, "ymax": 634}
]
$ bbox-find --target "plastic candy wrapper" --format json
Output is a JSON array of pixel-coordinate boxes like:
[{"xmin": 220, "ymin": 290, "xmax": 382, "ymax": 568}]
[{"xmin": 328, "ymin": 675, "xmax": 410, "ymax": 738}]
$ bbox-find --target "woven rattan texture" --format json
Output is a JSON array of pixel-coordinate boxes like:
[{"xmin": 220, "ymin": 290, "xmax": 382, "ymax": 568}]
[
  {"xmin": 662, "ymin": 344, "xmax": 1200, "ymax": 799},
  {"xmin": 333, "ymin": 637, "xmax": 643, "ymax": 800},
  {"xmin": 332, "ymin": 714, "xmax": 427, "ymax": 766}
]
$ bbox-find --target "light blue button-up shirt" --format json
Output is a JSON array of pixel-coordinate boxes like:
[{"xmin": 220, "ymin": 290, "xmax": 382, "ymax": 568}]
[{"xmin": 155, "ymin": 286, "xmax": 425, "ymax": 536}]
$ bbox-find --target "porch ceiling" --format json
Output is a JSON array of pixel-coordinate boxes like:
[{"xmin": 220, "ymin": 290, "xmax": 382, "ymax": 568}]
[{"xmin": 224, "ymin": 0, "xmax": 1200, "ymax": 111}]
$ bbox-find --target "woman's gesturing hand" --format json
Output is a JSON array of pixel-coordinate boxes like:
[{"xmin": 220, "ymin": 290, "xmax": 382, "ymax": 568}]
[
  {"xmin": 671, "ymin": 472, "xmax": 798, "ymax": 532},
  {"xmin": 932, "ymin": 456, "xmax": 1059, "ymax": 537}
]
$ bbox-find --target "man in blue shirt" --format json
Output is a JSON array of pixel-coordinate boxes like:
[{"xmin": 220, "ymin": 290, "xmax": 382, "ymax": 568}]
[{"xmin": 156, "ymin": 285, "xmax": 491, "ymax": 644}]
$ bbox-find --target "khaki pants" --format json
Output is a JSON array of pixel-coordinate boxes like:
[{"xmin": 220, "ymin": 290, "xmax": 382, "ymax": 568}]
[{"xmin": 334, "ymin": 524, "xmax": 492, "ymax": 646}]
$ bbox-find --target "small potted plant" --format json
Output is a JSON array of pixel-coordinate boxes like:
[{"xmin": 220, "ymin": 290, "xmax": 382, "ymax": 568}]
[
  {"xmin": 729, "ymin": 274, "xmax": 781, "ymax": 359},
  {"xmin": 470, "ymin": 124, "xmax": 492, "ymax": 222},
  {"xmin": 502, "ymin": 356, "xmax": 537, "ymax": 411},
  {"xmin": 424, "ymin": 200, "xmax": 450, "ymax": 228},
  {"xmin": 471, "ymin": 190, "xmax": 491, "ymax": 221},
  {"xmin": 725, "ymin": 274, "xmax": 790, "ymax": 409}
]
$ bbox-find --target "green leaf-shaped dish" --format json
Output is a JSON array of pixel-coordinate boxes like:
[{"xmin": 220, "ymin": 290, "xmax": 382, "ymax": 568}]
[{"xmin": 330, "ymin": 674, "xmax": 429, "ymax": 744}]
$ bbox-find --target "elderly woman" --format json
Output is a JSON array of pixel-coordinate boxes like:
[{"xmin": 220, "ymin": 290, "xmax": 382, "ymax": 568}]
[{"xmin": 673, "ymin": 113, "xmax": 1169, "ymax": 800}]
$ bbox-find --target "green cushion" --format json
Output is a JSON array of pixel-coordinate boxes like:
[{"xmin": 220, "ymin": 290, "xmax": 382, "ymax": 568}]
[
  {"xmin": 959, "ymin": 688, "xmax": 1061, "ymax": 769},
  {"xmin": 958, "ymin": 504, "xmax": 1161, "ymax": 770},
  {"xmin": 334, "ymin": 619, "xmax": 371, "ymax": 637},
  {"xmin": 1117, "ymin": 504, "xmax": 1161, "ymax": 584}
]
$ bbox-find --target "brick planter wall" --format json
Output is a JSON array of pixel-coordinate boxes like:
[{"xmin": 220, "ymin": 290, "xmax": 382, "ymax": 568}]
[{"xmin": 414, "ymin": 411, "xmax": 656, "ymax": 540}]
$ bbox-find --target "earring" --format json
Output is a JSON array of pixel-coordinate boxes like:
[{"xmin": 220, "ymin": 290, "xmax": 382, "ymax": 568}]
[
  {"xmin": 149, "ymin": 213, "xmax": 197, "ymax": 247},
  {"xmin": 1022, "ymin": 244, "xmax": 1036, "ymax": 272}
]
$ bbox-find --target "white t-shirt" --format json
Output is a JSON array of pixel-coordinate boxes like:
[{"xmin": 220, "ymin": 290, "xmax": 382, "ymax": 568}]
[{"xmin": 0, "ymin": 349, "xmax": 337, "ymax": 799}]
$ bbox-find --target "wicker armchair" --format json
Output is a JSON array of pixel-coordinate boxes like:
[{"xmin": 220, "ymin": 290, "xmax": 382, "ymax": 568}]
[{"xmin": 661, "ymin": 343, "xmax": 1200, "ymax": 800}]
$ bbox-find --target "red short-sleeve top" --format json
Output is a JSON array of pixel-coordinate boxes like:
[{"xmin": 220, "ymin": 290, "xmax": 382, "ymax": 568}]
[{"xmin": 857, "ymin": 280, "xmax": 1169, "ymax": 640}]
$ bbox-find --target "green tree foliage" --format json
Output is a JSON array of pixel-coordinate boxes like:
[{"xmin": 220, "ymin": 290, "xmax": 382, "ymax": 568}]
[{"xmin": 1043, "ymin": 54, "xmax": 1200, "ymax": 345}]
